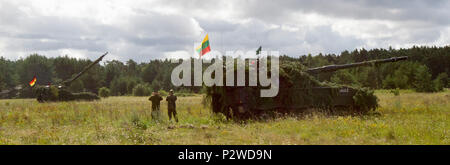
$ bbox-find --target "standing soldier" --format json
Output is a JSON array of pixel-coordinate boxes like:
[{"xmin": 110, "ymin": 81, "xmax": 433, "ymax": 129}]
[
  {"xmin": 149, "ymin": 91, "xmax": 163, "ymax": 120},
  {"xmin": 166, "ymin": 89, "xmax": 178, "ymax": 122}
]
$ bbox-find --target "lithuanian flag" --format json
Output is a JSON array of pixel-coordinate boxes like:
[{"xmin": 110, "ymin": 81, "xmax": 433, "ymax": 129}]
[
  {"xmin": 196, "ymin": 34, "xmax": 211, "ymax": 56},
  {"xmin": 29, "ymin": 76, "xmax": 36, "ymax": 87}
]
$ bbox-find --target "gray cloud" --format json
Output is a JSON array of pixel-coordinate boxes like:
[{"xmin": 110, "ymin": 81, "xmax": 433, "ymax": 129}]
[
  {"xmin": 0, "ymin": 0, "xmax": 448, "ymax": 62},
  {"xmin": 235, "ymin": 0, "xmax": 450, "ymax": 25},
  {"xmin": 305, "ymin": 26, "xmax": 364, "ymax": 54},
  {"xmin": 0, "ymin": 1, "xmax": 202, "ymax": 61}
]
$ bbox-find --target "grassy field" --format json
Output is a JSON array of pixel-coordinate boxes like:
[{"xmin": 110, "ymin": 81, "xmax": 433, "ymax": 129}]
[{"xmin": 0, "ymin": 89, "xmax": 448, "ymax": 145}]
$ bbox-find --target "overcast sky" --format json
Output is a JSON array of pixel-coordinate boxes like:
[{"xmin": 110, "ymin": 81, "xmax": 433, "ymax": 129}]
[{"xmin": 0, "ymin": 0, "xmax": 449, "ymax": 62}]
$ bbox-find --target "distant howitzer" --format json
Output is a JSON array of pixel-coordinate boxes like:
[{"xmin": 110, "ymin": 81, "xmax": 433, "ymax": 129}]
[
  {"xmin": 62, "ymin": 52, "xmax": 108, "ymax": 86},
  {"xmin": 306, "ymin": 56, "xmax": 408, "ymax": 74},
  {"xmin": 34, "ymin": 52, "xmax": 108, "ymax": 102}
]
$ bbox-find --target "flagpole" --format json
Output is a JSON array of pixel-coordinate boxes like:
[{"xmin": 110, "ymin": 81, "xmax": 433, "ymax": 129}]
[{"xmin": 199, "ymin": 32, "xmax": 203, "ymax": 60}]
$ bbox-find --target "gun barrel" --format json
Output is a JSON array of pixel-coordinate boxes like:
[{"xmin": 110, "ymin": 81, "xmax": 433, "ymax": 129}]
[
  {"xmin": 306, "ymin": 56, "xmax": 408, "ymax": 74},
  {"xmin": 62, "ymin": 52, "xmax": 108, "ymax": 86}
]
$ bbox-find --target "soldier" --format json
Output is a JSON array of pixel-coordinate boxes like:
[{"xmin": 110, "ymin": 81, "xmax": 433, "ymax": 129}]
[
  {"xmin": 166, "ymin": 89, "xmax": 178, "ymax": 122},
  {"xmin": 148, "ymin": 91, "xmax": 163, "ymax": 120}
]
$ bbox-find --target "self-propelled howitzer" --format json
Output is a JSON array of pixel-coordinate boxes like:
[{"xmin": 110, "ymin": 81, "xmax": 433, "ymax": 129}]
[
  {"xmin": 206, "ymin": 56, "xmax": 408, "ymax": 120},
  {"xmin": 35, "ymin": 52, "xmax": 108, "ymax": 102}
]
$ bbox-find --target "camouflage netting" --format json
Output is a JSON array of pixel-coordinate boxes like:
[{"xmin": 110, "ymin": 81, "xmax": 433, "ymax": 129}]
[
  {"xmin": 34, "ymin": 86, "xmax": 99, "ymax": 102},
  {"xmin": 352, "ymin": 88, "xmax": 378, "ymax": 112},
  {"xmin": 204, "ymin": 60, "xmax": 379, "ymax": 120}
]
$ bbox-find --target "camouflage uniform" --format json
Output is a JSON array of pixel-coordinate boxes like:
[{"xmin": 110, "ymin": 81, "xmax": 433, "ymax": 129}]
[
  {"xmin": 166, "ymin": 94, "xmax": 178, "ymax": 122},
  {"xmin": 149, "ymin": 94, "xmax": 163, "ymax": 120}
]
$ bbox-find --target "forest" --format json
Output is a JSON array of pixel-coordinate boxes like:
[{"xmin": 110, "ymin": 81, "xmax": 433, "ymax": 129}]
[{"xmin": 0, "ymin": 45, "xmax": 448, "ymax": 98}]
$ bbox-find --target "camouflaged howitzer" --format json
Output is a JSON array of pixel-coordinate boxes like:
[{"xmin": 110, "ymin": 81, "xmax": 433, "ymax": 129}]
[
  {"xmin": 34, "ymin": 52, "xmax": 108, "ymax": 102},
  {"xmin": 206, "ymin": 56, "xmax": 408, "ymax": 120}
]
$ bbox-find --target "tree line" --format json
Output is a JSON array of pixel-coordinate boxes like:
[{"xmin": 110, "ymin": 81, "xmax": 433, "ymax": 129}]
[
  {"xmin": 292, "ymin": 46, "xmax": 449, "ymax": 92},
  {"xmin": 0, "ymin": 45, "xmax": 448, "ymax": 98}
]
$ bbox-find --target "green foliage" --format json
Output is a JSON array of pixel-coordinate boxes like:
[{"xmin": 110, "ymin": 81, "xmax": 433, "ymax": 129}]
[
  {"xmin": 141, "ymin": 63, "xmax": 159, "ymax": 83},
  {"xmin": 199, "ymin": 86, "xmax": 208, "ymax": 94},
  {"xmin": 104, "ymin": 60, "xmax": 125, "ymax": 87},
  {"xmin": 434, "ymin": 72, "xmax": 448, "ymax": 90},
  {"xmin": 110, "ymin": 76, "xmax": 139, "ymax": 96},
  {"xmin": 174, "ymin": 88, "xmax": 196, "ymax": 97},
  {"xmin": 0, "ymin": 83, "xmax": 4, "ymax": 92},
  {"xmin": 158, "ymin": 89, "xmax": 168, "ymax": 97},
  {"xmin": 110, "ymin": 77, "xmax": 127, "ymax": 96},
  {"xmin": 16, "ymin": 54, "xmax": 54, "ymax": 97},
  {"xmin": 1, "ymin": 46, "xmax": 448, "ymax": 99},
  {"xmin": 72, "ymin": 92, "xmax": 100, "ymax": 101},
  {"xmin": 364, "ymin": 67, "xmax": 380, "ymax": 88},
  {"xmin": 331, "ymin": 70, "xmax": 359, "ymax": 86},
  {"xmin": 98, "ymin": 87, "xmax": 110, "ymax": 98},
  {"xmin": 53, "ymin": 56, "xmax": 80, "ymax": 81},
  {"xmin": 353, "ymin": 88, "xmax": 378, "ymax": 112},
  {"xmin": 125, "ymin": 60, "xmax": 139, "ymax": 77},
  {"xmin": 78, "ymin": 62, "xmax": 104, "ymax": 93},
  {"xmin": 414, "ymin": 65, "xmax": 440, "ymax": 92},
  {"xmin": 69, "ymin": 79, "xmax": 84, "ymax": 92},
  {"xmin": 150, "ymin": 80, "xmax": 162, "ymax": 92},
  {"xmin": 127, "ymin": 78, "xmax": 138, "ymax": 94},
  {"xmin": 0, "ymin": 57, "xmax": 17, "ymax": 91},
  {"xmin": 17, "ymin": 54, "xmax": 54, "ymax": 85},
  {"xmin": 382, "ymin": 72, "xmax": 408, "ymax": 89},
  {"xmin": 132, "ymin": 84, "xmax": 151, "ymax": 96},
  {"xmin": 175, "ymin": 93, "xmax": 195, "ymax": 97},
  {"xmin": 131, "ymin": 113, "xmax": 148, "ymax": 130},
  {"xmin": 390, "ymin": 88, "xmax": 400, "ymax": 96}
]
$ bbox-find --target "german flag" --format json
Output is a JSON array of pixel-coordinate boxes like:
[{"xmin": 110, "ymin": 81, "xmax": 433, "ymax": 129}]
[
  {"xmin": 196, "ymin": 34, "xmax": 211, "ymax": 56},
  {"xmin": 29, "ymin": 76, "xmax": 36, "ymax": 87}
]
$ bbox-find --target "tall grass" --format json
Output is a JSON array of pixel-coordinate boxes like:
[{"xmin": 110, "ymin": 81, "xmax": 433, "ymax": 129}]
[{"xmin": 0, "ymin": 90, "xmax": 448, "ymax": 144}]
